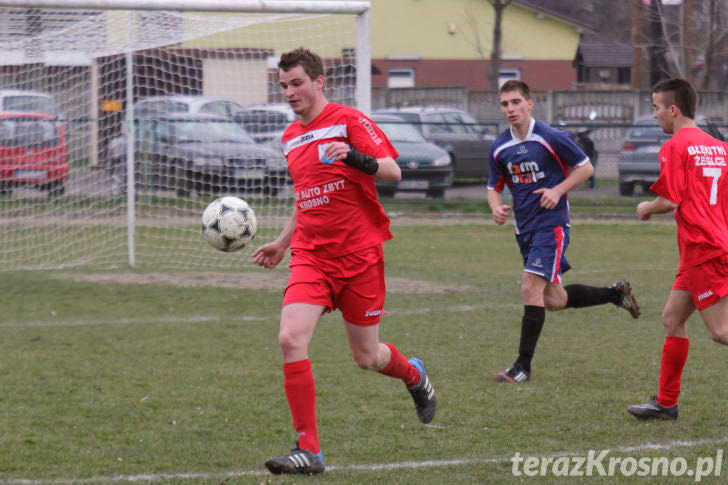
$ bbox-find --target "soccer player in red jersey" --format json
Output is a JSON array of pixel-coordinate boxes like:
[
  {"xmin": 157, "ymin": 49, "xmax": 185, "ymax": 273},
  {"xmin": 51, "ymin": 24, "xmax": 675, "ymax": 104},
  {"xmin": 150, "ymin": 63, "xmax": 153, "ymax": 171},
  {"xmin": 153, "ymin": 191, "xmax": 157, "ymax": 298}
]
[
  {"xmin": 251, "ymin": 48, "xmax": 436, "ymax": 475},
  {"xmin": 628, "ymin": 78, "xmax": 728, "ymax": 421}
]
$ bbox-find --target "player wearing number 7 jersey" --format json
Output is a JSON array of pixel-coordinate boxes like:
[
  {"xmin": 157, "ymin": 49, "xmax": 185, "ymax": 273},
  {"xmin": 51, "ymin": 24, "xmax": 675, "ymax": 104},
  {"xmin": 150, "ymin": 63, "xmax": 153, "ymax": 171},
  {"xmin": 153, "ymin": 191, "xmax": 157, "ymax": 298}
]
[{"xmin": 628, "ymin": 78, "xmax": 728, "ymax": 421}]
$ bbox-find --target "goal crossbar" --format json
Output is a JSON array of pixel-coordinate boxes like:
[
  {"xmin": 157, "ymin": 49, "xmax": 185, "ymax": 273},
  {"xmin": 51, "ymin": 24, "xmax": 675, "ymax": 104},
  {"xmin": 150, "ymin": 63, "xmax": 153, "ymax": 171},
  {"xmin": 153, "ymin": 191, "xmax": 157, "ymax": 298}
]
[{"xmin": 0, "ymin": 0, "xmax": 370, "ymax": 14}]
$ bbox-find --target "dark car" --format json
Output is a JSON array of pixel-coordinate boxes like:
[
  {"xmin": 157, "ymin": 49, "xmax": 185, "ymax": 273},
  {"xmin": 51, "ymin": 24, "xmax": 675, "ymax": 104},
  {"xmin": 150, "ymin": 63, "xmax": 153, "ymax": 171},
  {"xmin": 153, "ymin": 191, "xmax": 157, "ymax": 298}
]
[
  {"xmin": 0, "ymin": 111, "xmax": 69, "ymax": 196},
  {"xmin": 371, "ymin": 114, "xmax": 452, "ymax": 198},
  {"xmin": 374, "ymin": 106, "xmax": 495, "ymax": 180},
  {"xmin": 107, "ymin": 112, "xmax": 288, "ymax": 196},
  {"xmin": 234, "ymin": 103, "xmax": 297, "ymax": 151},
  {"xmin": 618, "ymin": 114, "xmax": 724, "ymax": 196}
]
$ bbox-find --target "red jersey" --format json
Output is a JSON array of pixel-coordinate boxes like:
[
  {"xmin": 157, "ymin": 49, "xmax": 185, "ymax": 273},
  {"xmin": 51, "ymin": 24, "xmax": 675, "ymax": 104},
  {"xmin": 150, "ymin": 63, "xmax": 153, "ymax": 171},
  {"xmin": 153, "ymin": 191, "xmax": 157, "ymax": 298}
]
[
  {"xmin": 650, "ymin": 127, "xmax": 728, "ymax": 270},
  {"xmin": 281, "ymin": 103, "xmax": 398, "ymax": 258}
]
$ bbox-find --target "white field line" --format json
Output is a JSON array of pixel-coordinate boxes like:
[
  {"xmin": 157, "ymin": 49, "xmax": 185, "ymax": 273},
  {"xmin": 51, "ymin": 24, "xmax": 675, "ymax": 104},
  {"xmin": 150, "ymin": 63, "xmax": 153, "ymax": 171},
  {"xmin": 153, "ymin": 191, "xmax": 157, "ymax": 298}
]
[{"xmin": 2, "ymin": 436, "xmax": 728, "ymax": 484}]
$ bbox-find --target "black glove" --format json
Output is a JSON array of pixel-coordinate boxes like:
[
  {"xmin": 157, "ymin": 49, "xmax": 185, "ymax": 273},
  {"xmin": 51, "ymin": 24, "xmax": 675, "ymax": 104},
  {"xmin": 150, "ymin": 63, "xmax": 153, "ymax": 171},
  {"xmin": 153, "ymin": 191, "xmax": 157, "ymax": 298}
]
[{"xmin": 343, "ymin": 147, "xmax": 379, "ymax": 175}]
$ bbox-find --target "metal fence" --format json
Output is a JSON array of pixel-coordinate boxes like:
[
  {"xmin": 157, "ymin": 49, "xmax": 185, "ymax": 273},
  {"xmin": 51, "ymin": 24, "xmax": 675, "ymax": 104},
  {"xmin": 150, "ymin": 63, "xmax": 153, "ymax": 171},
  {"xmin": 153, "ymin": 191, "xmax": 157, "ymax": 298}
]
[
  {"xmin": 372, "ymin": 86, "xmax": 728, "ymax": 179},
  {"xmin": 373, "ymin": 86, "xmax": 728, "ymax": 125}
]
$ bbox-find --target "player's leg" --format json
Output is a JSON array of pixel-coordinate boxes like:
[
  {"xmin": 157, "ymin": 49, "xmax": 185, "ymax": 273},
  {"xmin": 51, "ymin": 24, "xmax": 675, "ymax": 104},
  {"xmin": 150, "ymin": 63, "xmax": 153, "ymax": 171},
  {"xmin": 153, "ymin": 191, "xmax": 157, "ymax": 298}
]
[
  {"xmin": 340, "ymin": 257, "xmax": 436, "ymax": 423},
  {"xmin": 345, "ymin": 322, "xmax": 395, "ymax": 371},
  {"xmin": 266, "ymin": 260, "xmax": 331, "ymax": 475},
  {"xmin": 495, "ymin": 227, "xmax": 562, "ymax": 383},
  {"xmin": 494, "ymin": 271, "xmax": 547, "ymax": 383},
  {"xmin": 700, "ymin": 295, "xmax": 728, "ymax": 345},
  {"xmin": 265, "ymin": 302, "xmax": 326, "ymax": 475},
  {"xmin": 543, "ymin": 280, "xmax": 567, "ymax": 310},
  {"xmin": 345, "ymin": 323, "xmax": 436, "ymax": 423},
  {"xmin": 279, "ymin": 302, "xmax": 324, "ymax": 363},
  {"xmin": 517, "ymin": 271, "xmax": 548, "ymax": 372},
  {"xmin": 628, "ymin": 289, "xmax": 693, "ymax": 421},
  {"xmin": 561, "ymin": 279, "xmax": 641, "ymax": 318},
  {"xmin": 696, "ymin": 255, "xmax": 728, "ymax": 345}
]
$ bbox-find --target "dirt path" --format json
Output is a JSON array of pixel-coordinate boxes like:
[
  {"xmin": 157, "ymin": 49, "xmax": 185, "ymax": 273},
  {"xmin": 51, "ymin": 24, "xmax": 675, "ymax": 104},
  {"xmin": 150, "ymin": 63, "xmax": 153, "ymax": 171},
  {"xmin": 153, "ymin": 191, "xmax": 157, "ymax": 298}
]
[{"xmin": 54, "ymin": 271, "xmax": 474, "ymax": 294}]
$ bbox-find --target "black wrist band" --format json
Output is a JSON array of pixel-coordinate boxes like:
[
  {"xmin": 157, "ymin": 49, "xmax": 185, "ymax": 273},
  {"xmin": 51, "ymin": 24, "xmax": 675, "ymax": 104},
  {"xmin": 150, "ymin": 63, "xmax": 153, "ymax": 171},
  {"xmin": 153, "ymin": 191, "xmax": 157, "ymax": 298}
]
[{"xmin": 343, "ymin": 147, "xmax": 379, "ymax": 175}]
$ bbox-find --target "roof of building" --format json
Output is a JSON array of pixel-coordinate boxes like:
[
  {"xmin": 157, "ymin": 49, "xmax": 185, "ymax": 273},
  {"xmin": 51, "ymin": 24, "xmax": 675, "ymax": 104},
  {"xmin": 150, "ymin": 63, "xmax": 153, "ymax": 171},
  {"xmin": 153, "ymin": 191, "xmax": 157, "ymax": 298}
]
[
  {"xmin": 513, "ymin": 0, "xmax": 595, "ymax": 33},
  {"xmin": 574, "ymin": 42, "xmax": 634, "ymax": 67}
]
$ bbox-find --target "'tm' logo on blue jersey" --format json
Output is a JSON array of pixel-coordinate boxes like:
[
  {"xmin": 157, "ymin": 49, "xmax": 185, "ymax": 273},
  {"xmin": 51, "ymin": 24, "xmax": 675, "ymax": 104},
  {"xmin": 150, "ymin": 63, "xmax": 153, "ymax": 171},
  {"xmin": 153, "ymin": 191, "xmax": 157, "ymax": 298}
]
[{"xmin": 507, "ymin": 160, "xmax": 545, "ymax": 184}]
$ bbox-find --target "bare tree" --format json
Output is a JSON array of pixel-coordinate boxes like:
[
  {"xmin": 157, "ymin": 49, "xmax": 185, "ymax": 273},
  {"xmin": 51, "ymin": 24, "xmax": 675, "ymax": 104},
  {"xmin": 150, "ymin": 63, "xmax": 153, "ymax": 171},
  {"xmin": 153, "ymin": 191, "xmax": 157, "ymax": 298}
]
[
  {"xmin": 697, "ymin": 0, "xmax": 728, "ymax": 89},
  {"xmin": 642, "ymin": 0, "xmax": 728, "ymax": 89},
  {"xmin": 461, "ymin": 10, "xmax": 489, "ymax": 87},
  {"xmin": 488, "ymin": 0, "xmax": 514, "ymax": 90},
  {"xmin": 460, "ymin": 0, "xmax": 514, "ymax": 91}
]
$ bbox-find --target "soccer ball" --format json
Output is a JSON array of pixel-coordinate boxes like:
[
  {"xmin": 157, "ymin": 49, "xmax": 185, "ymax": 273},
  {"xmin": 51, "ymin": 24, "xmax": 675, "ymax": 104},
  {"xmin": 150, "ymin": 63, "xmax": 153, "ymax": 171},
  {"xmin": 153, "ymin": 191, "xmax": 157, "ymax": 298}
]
[{"xmin": 201, "ymin": 196, "xmax": 257, "ymax": 252}]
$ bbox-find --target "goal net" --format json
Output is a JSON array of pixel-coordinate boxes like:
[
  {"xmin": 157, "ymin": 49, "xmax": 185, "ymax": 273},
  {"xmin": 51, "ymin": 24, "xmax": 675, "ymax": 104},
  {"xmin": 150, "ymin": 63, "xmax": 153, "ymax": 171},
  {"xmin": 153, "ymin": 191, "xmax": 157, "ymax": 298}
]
[{"xmin": 0, "ymin": 0, "xmax": 370, "ymax": 270}]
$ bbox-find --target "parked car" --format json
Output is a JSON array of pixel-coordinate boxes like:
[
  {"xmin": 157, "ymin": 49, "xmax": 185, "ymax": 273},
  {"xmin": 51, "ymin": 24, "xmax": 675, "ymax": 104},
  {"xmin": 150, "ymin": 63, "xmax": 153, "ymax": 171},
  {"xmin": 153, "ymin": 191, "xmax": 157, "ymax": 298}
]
[
  {"xmin": 370, "ymin": 114, "xmax": 452, "ymax": 198},
  {"xmin": 0, "ymin": 111, "xmax": 69, "ymax": 196},
  {"xmin": 618, "ymin": 114, "xmax": 725, "ymax": 196},
  {"xmin": 374, "ymin": 106, "xmax": 495, "ymax": 180},
  {"xmin": 132, "ymin": 94, "xmax": 247, "ymax": 119},
  {"xmin": 235, "ymin": 103, "xmax": 297, "ymax": 151},
  {"xmin": 0, "ymin": 89, "xmax": 63, "ymax": 120},
  {"xmin": 106, "ymin": 112, "xmax": 288, "ymax": 196}
]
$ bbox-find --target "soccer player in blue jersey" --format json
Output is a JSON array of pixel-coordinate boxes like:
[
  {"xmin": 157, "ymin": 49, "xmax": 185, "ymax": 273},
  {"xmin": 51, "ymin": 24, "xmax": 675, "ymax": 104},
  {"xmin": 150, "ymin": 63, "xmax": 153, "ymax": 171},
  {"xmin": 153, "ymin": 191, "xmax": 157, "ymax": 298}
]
[{"xmin": 488, "ymin": 80, "xmax": 641, "ymax": 383}]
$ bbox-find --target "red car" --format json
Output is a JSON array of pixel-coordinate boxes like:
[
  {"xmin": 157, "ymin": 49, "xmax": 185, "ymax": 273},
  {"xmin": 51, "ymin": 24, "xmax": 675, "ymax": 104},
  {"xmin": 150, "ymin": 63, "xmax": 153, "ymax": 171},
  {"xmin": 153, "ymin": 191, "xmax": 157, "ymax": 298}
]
[{"xmin": 0, "ymin": 111, "xmax": 69, "ymax": 196}]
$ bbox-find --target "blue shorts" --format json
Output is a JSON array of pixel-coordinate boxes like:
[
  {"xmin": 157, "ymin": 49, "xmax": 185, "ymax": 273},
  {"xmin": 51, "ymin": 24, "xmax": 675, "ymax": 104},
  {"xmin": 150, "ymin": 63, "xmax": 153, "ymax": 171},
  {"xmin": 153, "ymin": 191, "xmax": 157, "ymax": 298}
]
[{"xmin": 516, "ymin": 226, "xmax": 571, "ymax": 284}]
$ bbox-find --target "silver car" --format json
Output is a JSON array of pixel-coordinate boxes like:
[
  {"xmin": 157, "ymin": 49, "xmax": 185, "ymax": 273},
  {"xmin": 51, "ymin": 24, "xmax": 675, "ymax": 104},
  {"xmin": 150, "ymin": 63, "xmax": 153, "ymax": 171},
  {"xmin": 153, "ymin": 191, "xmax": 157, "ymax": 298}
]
[
  {"xmin": 132, "ymin": 94, "xmax": 247, "ymax": 119},
  {"xmin": 374, "ymin": 106, "xmax": 495, "ymax": 180},
  {"xmin": 618, "ymin": 115, "xmax": 724, "ymax": 196}
]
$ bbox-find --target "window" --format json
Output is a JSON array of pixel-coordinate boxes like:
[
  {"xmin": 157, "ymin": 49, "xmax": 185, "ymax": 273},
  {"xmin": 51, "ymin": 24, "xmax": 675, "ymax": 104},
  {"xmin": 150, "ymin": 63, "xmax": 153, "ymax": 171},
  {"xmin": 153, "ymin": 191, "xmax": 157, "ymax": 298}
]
[
  {"xmin": 498, "ymin": 68, "xmax": 521, "ymax": 87},
  {"xmin": 424, "ymin": 113, "xmax": 451, "ymax": 134},
  {"xmin": 617, "ymin": 67, "xmax": 631, "ymax": 85},
  {"xmin": 0, "ymin": 117, "xmax": 59, "ymax": 148},
  {"xmin": 388, "ymin": 69, "xmax": 415, "ymax": 88},
  {"xmin": 200, "ymin": 101, "xmax": 243, "ymax": 117},
  {"xmin": 441, "ymin": 112, "xmax": 467, "ymax": 134},
  {"xmin": 458, "ymin": 112, "xmax": 485, "ymax": 135}
]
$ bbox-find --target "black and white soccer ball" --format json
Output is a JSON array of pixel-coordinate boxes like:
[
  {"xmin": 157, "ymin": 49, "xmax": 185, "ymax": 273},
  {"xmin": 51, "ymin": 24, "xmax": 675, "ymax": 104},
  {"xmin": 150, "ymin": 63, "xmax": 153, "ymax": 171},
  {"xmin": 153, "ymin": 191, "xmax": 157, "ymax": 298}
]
[{"xmin": 201, "ymin": 196, "xmax": 257, "ymax": 252}]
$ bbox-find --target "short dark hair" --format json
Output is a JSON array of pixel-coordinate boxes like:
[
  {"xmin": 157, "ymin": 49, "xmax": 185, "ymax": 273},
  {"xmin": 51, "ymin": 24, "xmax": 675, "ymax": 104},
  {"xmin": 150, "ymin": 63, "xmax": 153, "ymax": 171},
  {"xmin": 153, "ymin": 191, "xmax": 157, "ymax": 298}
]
[
  {"xmin": 499, "ymin": 80, "xmax": 531, "ymax": 100},
  {"xmin": 652, "ymin": 77, "xmax": 697, "ymax": 119},
  {"xmin": 278, "ymin": 47, "xmax": 324, "ymax": 80}
]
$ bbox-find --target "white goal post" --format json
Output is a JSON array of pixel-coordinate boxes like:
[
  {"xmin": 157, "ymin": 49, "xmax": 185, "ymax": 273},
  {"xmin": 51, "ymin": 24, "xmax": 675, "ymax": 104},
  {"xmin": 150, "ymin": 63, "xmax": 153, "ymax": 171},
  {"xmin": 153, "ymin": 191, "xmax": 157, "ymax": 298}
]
[{"xmin": 0, "ymin": 0, "xmax": 371, "ymax": 271}]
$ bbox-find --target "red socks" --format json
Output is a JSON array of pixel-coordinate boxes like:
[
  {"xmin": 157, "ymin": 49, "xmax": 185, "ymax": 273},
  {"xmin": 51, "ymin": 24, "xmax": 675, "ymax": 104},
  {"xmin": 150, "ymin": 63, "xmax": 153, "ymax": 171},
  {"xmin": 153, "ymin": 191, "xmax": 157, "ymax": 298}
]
[
  {"xmin": 379, "ymin": 343, "xmax": 420, "ymax": 387},
  {"xmin": 656, "ymin": 336, "xmax": 689, "ymax": 408},
  {"xmin": 283, "ymin": 359, "xmax": 319, "ymax": 454}
]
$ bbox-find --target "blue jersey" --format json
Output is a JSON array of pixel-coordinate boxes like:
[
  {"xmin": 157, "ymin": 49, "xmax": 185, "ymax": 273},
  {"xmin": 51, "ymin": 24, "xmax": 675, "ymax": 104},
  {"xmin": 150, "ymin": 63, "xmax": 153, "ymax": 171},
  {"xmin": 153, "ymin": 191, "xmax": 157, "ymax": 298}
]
[{"xmin": 488, "ymin": 118, "xmax": 589, "ymax": 234}]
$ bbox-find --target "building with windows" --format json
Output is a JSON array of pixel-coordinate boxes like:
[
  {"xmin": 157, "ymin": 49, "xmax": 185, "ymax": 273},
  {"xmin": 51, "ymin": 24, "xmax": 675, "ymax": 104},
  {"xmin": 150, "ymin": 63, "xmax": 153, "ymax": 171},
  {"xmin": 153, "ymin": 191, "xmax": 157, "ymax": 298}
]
[{"xmin": 368, "ymin": 0, "xmax": 593, "ymax": 91}]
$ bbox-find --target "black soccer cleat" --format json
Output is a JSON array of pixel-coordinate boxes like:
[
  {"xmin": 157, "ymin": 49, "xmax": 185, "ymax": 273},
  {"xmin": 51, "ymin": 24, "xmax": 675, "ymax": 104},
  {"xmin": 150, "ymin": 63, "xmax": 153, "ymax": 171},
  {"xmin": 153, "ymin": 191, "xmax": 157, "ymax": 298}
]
[
  {"xmin": 612, "ymin": 279, "xmax": 641, "ymax": 319},
  {"xmin": 407, "ymin": 358, "xmax": 437, "ymax": 424},
  {"xmin": 627, "ymin": 395, "xmax": 678, "ymax": 421},
  {"xmin": 493, "ymin": 362, "xmax": 530, "ymax": 383},
  {"xmin": 264, "ymin": 444, "xmax": 325, "ymax": 475}
]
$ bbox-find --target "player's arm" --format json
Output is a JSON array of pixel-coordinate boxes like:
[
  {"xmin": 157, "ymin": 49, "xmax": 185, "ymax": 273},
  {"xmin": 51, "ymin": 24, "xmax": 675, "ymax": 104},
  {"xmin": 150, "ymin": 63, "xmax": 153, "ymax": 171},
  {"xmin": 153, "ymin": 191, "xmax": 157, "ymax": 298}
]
[
  {"xmin": 487, "ymin": 188, "xmax": 511, "ymax": 225},
  {"xmin": 534, "ymin": 161, "xmax": 593, "ymax": 210},
  {"xmin": 322, "ymin": 142, "xmax": 401, "ymax": 182},
  {"xmin": 636, "ymin": 196, "xmax": 677, "ymax": 221},
  {"xmin": 252, "ymin": 208, "xmax": 296, "ymax": 269},
  {"xmin": 371, "ymin": 156, "xmax": 401, "ymax": 182}
]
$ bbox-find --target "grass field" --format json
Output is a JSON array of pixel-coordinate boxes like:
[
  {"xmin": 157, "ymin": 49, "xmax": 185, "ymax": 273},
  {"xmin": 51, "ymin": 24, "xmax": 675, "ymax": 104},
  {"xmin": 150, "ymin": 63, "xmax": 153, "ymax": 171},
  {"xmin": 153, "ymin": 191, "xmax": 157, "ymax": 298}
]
[{"xmin": 2, "ymin": 216, "xmax": 727, "ymax": 484}]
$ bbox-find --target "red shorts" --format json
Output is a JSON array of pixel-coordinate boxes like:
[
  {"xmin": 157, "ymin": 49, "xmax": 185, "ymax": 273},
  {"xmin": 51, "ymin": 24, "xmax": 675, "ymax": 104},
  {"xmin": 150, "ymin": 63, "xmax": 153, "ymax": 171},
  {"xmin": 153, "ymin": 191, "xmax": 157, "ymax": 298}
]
[
  {"xmin": 673, "ymin": 253, "xmax": 728, "ymax": 310},
  {"xmin": 283, "ymin": 245, "xmax": 386, "ymax": 326}
]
